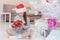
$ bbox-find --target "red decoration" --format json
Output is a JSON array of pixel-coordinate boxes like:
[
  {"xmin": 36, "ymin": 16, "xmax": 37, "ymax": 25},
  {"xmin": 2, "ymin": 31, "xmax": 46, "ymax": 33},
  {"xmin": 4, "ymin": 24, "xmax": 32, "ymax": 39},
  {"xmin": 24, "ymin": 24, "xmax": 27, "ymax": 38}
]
[
  {"xmin": 46, "ymin": 0, "xmax": 49, "ymax": 3},
  {"xmin": 16, "ymin": 4, "xmax": 24, "ymax": 9},
  {"xmin": 13, "ymin": 20, "xmax": 23, "ymax": 27}
]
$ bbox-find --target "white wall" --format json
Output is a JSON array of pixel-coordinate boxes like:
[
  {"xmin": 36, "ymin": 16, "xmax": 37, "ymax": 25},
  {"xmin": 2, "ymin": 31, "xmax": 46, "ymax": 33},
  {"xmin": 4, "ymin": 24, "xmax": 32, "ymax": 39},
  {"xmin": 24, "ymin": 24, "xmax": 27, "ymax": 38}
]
[
  {"xmin": 0, "ymin": 0, "xmax": 29, "ymax": 12},
  {"xmin": 0, "ymin": 0, "xmax": 42, "ymax": 13},
  {"xmin": 0, "ymin": 0, "xmax": 3, "ymax": 12}
]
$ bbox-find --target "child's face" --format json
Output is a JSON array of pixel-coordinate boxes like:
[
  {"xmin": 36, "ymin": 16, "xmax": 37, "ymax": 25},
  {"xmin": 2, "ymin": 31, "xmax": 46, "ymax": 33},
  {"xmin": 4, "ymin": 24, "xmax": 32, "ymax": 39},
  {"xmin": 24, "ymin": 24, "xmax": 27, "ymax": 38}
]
[{"xmin": 18, "ymin": 13, "xmax": 24, "ymax": 17}]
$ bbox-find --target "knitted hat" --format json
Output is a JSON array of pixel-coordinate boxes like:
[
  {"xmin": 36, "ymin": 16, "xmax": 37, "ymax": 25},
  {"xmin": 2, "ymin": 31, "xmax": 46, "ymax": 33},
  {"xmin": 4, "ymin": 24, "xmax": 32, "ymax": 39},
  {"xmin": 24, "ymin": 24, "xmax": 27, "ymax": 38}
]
[{"xmin": 13, "ymin": 4, "xmax": 27, "ymax": 13}]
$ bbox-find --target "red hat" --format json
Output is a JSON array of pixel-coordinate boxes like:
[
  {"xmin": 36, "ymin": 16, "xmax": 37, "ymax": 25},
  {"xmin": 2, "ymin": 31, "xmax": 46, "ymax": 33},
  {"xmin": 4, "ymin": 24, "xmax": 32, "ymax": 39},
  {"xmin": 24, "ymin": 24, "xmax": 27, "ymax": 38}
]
[
  {"xmin": 41, "ymin": 0, "xmax": 58, "ymax": 6},
  {"xmin": 13, "ymin": 20, "xmax": 23, "ymax": 27},
  {"xmin": 13, "ymin": 4, "xmax": 27, "ymax": 13}
]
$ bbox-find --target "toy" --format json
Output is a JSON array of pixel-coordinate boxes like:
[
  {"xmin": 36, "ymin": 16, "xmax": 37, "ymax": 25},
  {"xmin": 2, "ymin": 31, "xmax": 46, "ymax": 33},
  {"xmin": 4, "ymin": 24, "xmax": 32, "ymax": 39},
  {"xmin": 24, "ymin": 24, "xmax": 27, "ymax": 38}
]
[
  {"xmin": 13, "ymin": 20, "xmax": 23, "ymax": 27},
  {"xmin": 31, "ymin": 19, "xmax": 48, "ymax": 40},
  {"xmin": 48, "ymin": 18, "xmax": 56, "ymax": 28}
]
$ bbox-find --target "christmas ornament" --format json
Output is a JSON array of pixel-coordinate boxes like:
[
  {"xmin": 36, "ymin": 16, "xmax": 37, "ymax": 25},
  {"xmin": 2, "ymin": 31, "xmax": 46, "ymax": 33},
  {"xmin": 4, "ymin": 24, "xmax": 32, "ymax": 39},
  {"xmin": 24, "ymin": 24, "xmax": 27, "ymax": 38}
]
[{"xmin": 48, "ymin": 18, "xmax": 56, "ymax": 27}]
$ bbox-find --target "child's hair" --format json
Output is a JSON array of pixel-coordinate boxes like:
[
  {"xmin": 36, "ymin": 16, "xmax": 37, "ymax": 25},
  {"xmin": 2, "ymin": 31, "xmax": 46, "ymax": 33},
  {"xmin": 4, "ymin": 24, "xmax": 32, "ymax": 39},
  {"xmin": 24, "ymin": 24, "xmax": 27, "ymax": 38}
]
[{"xmin": 23, "ymin": 12, "xmax": 27, "ymax": 25}]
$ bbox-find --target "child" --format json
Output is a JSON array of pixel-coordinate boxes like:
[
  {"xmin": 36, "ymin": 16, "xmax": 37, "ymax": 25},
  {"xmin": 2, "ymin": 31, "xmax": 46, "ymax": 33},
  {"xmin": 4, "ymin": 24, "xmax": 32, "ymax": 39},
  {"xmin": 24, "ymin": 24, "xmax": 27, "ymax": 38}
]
[{"xmin": 6, "ymin": 4, "xmax": 31, "ymax": 39}]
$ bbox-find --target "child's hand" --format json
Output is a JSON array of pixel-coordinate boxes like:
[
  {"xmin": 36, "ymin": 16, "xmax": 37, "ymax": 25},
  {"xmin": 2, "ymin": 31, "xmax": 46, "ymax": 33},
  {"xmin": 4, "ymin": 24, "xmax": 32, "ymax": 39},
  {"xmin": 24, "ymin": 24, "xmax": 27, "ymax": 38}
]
[
  {"xmin": 20, "ymin": 24, "xmax": 24, "ymax": 28},
  {"xmin": 56, "ymin": 22, "xmax": 60, "ymax": 29},
  {"xmin": 11, "ymin": 23, "xmax": 15, "ymax": 27}
]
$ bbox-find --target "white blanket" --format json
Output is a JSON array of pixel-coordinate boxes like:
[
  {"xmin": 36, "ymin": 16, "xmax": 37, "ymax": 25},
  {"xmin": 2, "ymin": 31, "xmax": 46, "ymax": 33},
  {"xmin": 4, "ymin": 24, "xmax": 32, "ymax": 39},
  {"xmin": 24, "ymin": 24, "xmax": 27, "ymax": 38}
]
[
  {"xmin": 9, "ymin": 36, "xmax": 29, "ymax": 40},
  {"xmin": 46, "ymin": 30, "xmax": 60, "ymax": 40}
]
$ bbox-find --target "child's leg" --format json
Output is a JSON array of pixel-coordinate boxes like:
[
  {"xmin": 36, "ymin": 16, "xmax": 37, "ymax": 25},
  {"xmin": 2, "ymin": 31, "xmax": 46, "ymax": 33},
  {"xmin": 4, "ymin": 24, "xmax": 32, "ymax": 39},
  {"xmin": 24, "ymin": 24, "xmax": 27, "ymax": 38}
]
[
  {"xmin": 22, "ymin": 30, "xmax": 31, "ymax": 38},
  {"xmin": 6, "ymin": 28, "xmax": 15, "ymax": 36}
]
